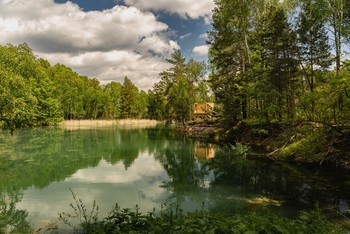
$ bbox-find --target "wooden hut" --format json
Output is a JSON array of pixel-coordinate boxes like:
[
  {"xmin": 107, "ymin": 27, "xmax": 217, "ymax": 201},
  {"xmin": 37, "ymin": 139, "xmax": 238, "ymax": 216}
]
[
  {"xmin": 194, "ymin": 103, "xmax": 214, "ymax": 115},
  {"xmin": 194, "ymin": 103, "xmax": 214, "ymax": 119}
]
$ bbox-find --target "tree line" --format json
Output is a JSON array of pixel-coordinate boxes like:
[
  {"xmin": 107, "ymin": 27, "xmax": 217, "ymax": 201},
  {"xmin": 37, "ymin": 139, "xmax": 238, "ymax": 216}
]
[
  {"xmin": 4, "ymin": 0, "xmax": 349, "ymax": 132},
  {"xmin": 208, "ymin": 0, "xmax": 350, "ymax": 128},
  {"xmin": 0, "ymin": 43, "xmax": 212, "ymax": 131}
]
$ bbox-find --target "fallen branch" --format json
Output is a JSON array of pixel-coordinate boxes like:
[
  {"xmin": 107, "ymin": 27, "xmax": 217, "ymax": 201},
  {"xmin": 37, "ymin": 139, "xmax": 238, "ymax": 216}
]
[
  {"xmin": 266, "ymin": 135, "xmax": 295, "ymax": 157},
  {"xmin": 249, "ymin": 135, "xmax": 295, "ymax": 160}
]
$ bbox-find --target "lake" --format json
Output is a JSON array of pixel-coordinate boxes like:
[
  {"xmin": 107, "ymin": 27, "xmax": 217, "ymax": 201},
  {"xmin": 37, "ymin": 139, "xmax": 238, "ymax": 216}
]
[{"xmin": 0, "ymin": 125, "xmax": 349, "ymax": 233}]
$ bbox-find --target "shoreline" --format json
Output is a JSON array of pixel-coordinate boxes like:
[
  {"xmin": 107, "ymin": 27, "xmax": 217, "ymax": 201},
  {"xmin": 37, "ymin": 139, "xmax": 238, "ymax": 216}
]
[
  {"xmin": 59, "ymin": 119, "xmax": 164, "ymax": 130},
  {"xmin": 179, "ymin": 121, "xmax": 350, "ymax": 170}
]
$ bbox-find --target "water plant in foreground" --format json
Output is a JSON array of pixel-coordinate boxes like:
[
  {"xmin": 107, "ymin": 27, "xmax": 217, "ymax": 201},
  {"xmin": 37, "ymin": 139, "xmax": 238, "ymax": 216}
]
[
  {"xmin": 59, "ymin": 189, "xmax": 100, "ymax": 233},
  {"xmin": 58, "ymin": 190, "xmax": 347, "ymax": 234}
]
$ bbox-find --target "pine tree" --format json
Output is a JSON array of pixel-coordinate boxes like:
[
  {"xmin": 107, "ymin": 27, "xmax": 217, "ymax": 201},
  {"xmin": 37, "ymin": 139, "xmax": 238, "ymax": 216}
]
[
  {"xmin": 296, "ymin": 0, "xmax": 331, "ymax": 118},
  {"xmin": 208, "ymin": 0, "xmax": 252, "ymax": 125},
  {"xmin": 254, "ymin": 6, "xmax": 298, "ymax": 121}
]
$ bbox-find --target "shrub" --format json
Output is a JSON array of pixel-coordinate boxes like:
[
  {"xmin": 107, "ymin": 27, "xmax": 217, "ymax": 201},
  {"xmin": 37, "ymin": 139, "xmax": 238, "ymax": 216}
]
[{"xmin": 59, "ymin": 192, "xmax": 346, "ymax": 234}]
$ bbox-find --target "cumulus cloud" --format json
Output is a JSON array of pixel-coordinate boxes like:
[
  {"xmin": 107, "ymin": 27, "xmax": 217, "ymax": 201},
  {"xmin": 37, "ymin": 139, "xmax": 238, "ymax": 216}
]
[
  {"xmin": 17, "ymin": 155, "xmax": 171, "ymax": 227},
  {"xmin": 38, "ymin": 50, "xmax": 170, "ymax": 90},
  {"xmin": 0, "ymin": 0, "xmax": 180, "ymax": 90},
  {"xmin": 123, "ymin": 0, "xmax": 215, "ymax": 19},
  {"xmin": 193, "ymin": 45, "xmax": 209, "ymax": 56}
]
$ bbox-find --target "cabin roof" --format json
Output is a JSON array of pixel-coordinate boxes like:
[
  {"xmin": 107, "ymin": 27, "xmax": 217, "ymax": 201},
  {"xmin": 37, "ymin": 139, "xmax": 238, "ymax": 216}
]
[{"xmin": 194, "ymin": 103, "xmax": 214, "ymax": 115}]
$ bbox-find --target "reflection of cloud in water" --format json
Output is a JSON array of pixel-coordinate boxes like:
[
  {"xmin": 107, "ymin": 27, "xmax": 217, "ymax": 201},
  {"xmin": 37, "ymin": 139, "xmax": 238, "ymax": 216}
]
[
  {"xmin": 66, "ymin": 153, "xmax": 165, "ymax": 184},
  {"xmin": 16, "ymin": 153, "xmax": 171, "ymax": 230}
]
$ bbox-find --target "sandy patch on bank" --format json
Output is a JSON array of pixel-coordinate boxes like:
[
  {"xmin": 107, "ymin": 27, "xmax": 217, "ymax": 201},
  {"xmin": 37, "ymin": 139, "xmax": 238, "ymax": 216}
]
[{"xmin": 60, "ymin": 119, "xmax": 164, "ymax": 130}]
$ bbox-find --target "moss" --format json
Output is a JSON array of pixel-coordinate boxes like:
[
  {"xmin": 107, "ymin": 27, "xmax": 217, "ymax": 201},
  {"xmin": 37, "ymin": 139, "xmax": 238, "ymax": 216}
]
[{"xmin": 278, "ymin": 128, "xmax": 329, "ymax": 163}]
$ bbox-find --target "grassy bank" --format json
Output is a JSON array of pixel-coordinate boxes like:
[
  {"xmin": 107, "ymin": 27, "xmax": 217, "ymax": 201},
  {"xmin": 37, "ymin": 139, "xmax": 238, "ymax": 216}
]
[{"xmin": 223, "ymin": 120, "xmax": 350, "ymax": 168}]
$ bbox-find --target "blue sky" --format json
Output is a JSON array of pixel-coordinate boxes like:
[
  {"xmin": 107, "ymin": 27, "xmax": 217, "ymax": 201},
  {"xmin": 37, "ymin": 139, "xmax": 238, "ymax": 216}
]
[{"xmin": 0, "ymin": 0, "xmax": 214, "ymax": 90}]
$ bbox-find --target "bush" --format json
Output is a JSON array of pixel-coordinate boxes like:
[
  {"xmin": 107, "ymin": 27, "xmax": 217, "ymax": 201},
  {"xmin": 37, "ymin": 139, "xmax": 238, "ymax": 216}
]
[{"xmin": 59, "ymin": 192, "xmax": 346, "ymax": 234}]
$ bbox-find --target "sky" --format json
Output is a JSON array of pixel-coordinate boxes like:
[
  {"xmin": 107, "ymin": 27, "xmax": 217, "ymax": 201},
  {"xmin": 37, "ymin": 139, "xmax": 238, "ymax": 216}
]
[{"xmin": 0, "ymin": 0, "xmax": 214, "ymax": 90}]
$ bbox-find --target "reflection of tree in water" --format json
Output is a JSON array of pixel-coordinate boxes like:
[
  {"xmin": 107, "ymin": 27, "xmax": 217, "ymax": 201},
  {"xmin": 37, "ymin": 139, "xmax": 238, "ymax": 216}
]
[
  {"xmin": 1, "ymin": 126, "xmax": 350, "ymax": 224},
  {"xmin": 109, "ymin": 129, "xmax": 147, "ymax": 169},
  {"xmin": 154, "ymin": 137, "xmax": 212, "ymax": 205},
  {"xmin": 0, "ymin": 127, "xmax": 175, "ymax": 232},
  {"xmin": 0, "ymin": 191, "xmax": 32, "ymax": 233},
  {"xmin": 0, "ymin": 127, "xmax": 165, "ymax": 193},
  {"xmin": 207, "ymin": 149, "xmax": 350, "ymax": 216}
]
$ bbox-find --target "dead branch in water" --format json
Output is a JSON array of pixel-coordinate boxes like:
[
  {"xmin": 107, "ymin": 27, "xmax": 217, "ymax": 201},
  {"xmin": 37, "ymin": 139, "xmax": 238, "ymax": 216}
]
[{"xmin": 249, "ymin": 135, "xmax": 295, "ymax": 160}]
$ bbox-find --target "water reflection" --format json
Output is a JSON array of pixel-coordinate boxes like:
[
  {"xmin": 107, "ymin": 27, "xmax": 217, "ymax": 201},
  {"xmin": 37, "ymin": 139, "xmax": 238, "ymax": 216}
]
[
  {"xmin": 194, "ymin": 143, "xmax": 216, "ymax": 159},
  {"xmin": 207, "ymin": 149, "xmax": 350, "ymax": 216},
  {"xmin": 0, "ymin": 126, "xmax": 350, "ymax": 231}
]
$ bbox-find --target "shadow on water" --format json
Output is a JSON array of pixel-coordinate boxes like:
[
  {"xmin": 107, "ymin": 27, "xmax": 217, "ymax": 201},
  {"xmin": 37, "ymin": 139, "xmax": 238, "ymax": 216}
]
[{"xmin": 0, "ymin": 126, "xmax": 350, "ymax": 231}]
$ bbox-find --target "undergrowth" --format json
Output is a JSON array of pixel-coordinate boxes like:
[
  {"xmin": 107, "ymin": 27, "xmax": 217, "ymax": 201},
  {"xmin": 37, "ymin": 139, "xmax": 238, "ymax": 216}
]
[
  {"xmin": 278, "ymin": 126, "xmax": 329, "ymax": 163},
  {"xmin": 58, "ymin": 190, "xmax": 347, "ymax": 234}
]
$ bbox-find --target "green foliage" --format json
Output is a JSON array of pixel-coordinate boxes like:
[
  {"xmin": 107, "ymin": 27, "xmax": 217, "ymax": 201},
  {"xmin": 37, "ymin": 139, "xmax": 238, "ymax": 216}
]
[
  {"xmin": 209, "ymin": 0, "xmax": 267, "ymax": 124},
  {"xmin": 50, "ymin": 64, "xmax": 86, "ymax": 119},
  {"xmin": 131, "ymin": 90, "xmax": 148, "ymax": 119},
  {"xmin": 103, "ymin": 82, "xmax": 122, "ymax": 119},
  {"xmin": 59, "ymin": 189, "xmax": 100, "ymax": 233},
  {"xmin": 153, "ymin": 50, "xmax": 211, "ymax": 123},
  {"xmin": 228, "ymin": 142, "xmax": 250, "ymax": 159},
  {"xmin": 0, "ymin": 68, "xmax": 37, "ymax": 132},
  {"xmin": 0, "ymin": 193, "xmax": 33, "ymax": 234},
  {"xmin": 0, "ymin": 42, "xmax": 212, "ymax": 131},
  {"xmin": 208, "ymin": 0, "xmax": 350, "ymax": 134},
  {"xmin": 147, "ymin": 90, "xmax": 166, "ymax": 120},
  {"xmin": 0, "ymin": 43, "xmax": 155, "ymax": 131},
  {"xmin": 117, "ymin": 76, "xmax": 149, "ymax": 119},
  {"xmin": 59, "ymin": 195, "xmax": 345, "ymax": 234},
  {"xmin": 279, "ymin": 127, "xmax": 328, "ymax": 162},
  {"xmin": 158, "ymin": 50, "xmax": 192, "ymax": 122},
  {"xmin": 0, "ymin": 44, "xmax": 63, "ymax": 132}
]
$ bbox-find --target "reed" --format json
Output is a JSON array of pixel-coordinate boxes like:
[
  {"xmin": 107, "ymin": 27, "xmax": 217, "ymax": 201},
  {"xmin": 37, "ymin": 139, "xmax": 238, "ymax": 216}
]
[{"xmin": 60, "ymin": 119, "xmax": 163, "ymax": 130}]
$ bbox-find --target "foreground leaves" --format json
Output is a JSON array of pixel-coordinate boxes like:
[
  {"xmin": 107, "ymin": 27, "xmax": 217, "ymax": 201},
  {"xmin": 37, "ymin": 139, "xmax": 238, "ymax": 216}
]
[{"xmin": 59, "ymin": 192, "xmax": 346, "ymax": 234}]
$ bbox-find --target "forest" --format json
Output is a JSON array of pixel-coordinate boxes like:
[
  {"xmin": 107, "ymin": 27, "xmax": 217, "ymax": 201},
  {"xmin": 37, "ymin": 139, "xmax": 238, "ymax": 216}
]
[
  {"xmin": 1, "ymin": 0, "xmax": 350, "ymax": 139},
  {"xmin": 0, "ymin": 43, "xmax": 212, "ymax": 132},
  {"xmin": 2, "ymin": 1, "xmax": 350, "ymax": 232},
  {"xmin": 208, "ymin": 0, "xmax": 350, "ymax": 128}
]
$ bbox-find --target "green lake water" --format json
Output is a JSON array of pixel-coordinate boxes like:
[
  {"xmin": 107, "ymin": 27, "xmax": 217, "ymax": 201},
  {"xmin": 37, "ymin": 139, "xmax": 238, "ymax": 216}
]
[{"xmin": 0, "ymin": 126, "xmax": 349, "ymax": 233}]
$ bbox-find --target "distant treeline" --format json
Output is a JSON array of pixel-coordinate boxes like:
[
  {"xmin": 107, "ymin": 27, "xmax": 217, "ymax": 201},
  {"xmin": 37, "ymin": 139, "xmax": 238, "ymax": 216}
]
[{"xmin": 0, "ymin": 44, "xmax": 212, "ymax": 131}]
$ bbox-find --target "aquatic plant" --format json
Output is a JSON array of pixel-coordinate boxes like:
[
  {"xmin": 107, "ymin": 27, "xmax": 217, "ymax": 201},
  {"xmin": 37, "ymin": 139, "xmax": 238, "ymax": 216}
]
[{"xmin": 59, "ymin": 189, "xmax": 100, "ymax": 233}]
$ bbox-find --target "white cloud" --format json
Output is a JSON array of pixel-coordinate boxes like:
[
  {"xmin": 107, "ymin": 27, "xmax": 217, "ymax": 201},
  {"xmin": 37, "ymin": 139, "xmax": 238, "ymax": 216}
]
[
  {"xmin": 67, "ymin": 155, "xmax": 165, "ymax": 183},
  {"xmin": 0, "ymin": 0, "xmax": 180, "ymax": 90},
  {"xmin": 193, "ymin": 45, "xmax": 209, "ymax": 56},
  {"xmin": 180, "ymin": 33, "xmax": 191, "ymax": 40},
  {"xmin": 17, "ymin": 155, "xmax": 171, "ymax": 229},
  {"xmin": 123, "ymin": 0, "xmax": 215, "ymax": 19},
  {"xmin": 38, "ymin": 50, "xmax": 171, "ymax": 90}
]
